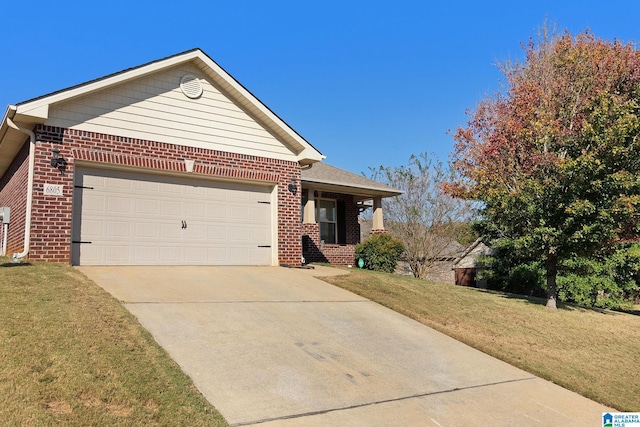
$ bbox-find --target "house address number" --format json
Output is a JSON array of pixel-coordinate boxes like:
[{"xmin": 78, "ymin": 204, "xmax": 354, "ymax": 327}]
[{"xmin": 43, "ymin": 183, "xmax": 64, "ymax": 196}]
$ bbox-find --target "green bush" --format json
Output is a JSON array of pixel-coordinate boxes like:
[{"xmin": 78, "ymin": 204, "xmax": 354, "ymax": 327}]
[
  {"xmin": 482, "ymin": 239, "xmax": 546, "ymax": 297},
  {"xmin": 485, "ymin": 238, "xmax": 640, "ymax": 309},
  {"xmin": 558, "ymin": 244, "xmax": 640, "ymax": 309},
  {"xmin": 355, "ymin": 233, "xmax": 405, "ymax": 273}
]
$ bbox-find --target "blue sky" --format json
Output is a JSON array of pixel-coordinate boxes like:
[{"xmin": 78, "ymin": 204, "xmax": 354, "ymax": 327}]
[{"xmin": 2, "ymin": 1, "xmax": 639, "ymax": 175}]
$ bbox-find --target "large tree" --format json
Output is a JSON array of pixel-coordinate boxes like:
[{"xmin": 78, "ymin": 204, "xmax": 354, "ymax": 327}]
[
  {"xmin": 446, "ymin": 28, "xmax": 640, "ymax": 309},
  {"xmin": 370, "ymin": 153, "xmax": 474, "ymax": 279}
]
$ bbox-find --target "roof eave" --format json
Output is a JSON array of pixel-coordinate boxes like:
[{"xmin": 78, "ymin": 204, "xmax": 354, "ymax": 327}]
[{"xmin": 301, "ymin": 178, "xmax": 403, "ymax": 200}]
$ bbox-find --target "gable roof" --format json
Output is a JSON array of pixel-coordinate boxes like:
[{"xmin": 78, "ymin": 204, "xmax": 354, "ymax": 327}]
[
  {"xmin": 0, "ymin": 48, "xmax": 324, "ymax": 177},
  {"xmin": 453, "ymin": 238, "xmax": 493, "ymax": 268},
  {"xmin": 301, "ymin": 162, "xmax": 402, "ymax": 199}
]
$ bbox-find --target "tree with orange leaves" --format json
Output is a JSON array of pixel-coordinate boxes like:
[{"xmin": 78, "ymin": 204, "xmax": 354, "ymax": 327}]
[{"xmin": 446, "ymin": 27, "xmax": 640, "ymax": 309}]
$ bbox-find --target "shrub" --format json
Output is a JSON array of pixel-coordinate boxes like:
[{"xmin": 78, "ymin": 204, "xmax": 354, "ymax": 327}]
[
  {"xmin": 355, "ymin": 233, "xmax": 405, "ymax": 273},
  {"xmin": 558, "ymin": 244, "xmax": 640, "ymax": 309},
  {"xmin": 486, "ymin": 238, "xmax": 640, "ymax": 309},
  {"xmin": 482, "ymin": 239, "xmax": 546, "ymax": 297}
]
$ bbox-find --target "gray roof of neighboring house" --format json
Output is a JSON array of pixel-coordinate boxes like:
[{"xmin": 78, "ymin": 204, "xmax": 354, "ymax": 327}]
[{"xmin": 301, "ymin": 162, "xmax": 401, "ymax": 199}]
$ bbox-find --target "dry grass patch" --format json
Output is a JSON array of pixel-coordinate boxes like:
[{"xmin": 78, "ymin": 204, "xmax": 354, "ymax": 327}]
[
  {"xmin": 0, "ymin": 259, "xmax": 227, "ymax": 426},
  {"xmin": 321, "ymin": 267, "xmax": 640, "ymax": 411}
]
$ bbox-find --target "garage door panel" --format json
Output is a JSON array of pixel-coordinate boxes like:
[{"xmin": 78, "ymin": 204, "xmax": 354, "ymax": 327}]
[
  {"xmin": 106, "ymin": 221, "xmax": 132, "ymax": 237},
  {"xmin": 109, "ymin": 176, "xmax": 134, "ymax": 189},
  {"xmin": 208, "ymin": 205, "xmax": 227, "ymax": 219},
  {"xmin": 106, "ymin": 246, "xmax": 133, "ymax": 263},
  {"xmin": 185, "ymin": 202, "xmax": 207, "ymax": 219},
  {"xmin": 107, "ymin": 196, "xmax": 134, "ymax": 213},
  {"xmin": 82, "ymin": 194, "xmax": 106, "ymax": 212},
  {"xmin": 158, "ymin": 247, "xmax": 178, "ymax": 263},
  {"xmin": 135, "ymin": 180, "xmax": 160, "ymax": 192},
  {"xmin": 228, "ymin": 247, "xmax": 249, "ymax": 264},
  {"xmin": 73, "ymin": 167, "xmax": 274, "ymax": 265},
  {"xmin": 160, "ymin": 223, "xmax": 182, "ymax": 239},
  {"xmin": 251, "ymin": 247, "xmax": 272, "ymax": 265},
  {"xmin": 206, "ymin": 225, "xmax": 228, "ymax": 242},
  {"xmin": 134, "ymin": 223, "xmax": 160, "ymax": 238},
  {"xmin": 206, "ymin": 247, "xmax": 227, "ymax": 263},
  {"xmin": 185, "ymin": 247, "xmax": 209, "ymax": 263},
  {"xmin": 80, "ymin": 218, "xmax": 105, "ymax": 237},
  {"xmin": 135, "ymin": 198, "xmax": 160, "ymax": 215},
  {"xmin": 185, "ymin": 224, "xmax": 208, "ymax": 241},
  {"xmin": 133, "ymin": 246, "xmax": 160, "ymax": 263},
  {"xmin": 250, "ymin": 227, "xmax": 271, "ymax": 243}
]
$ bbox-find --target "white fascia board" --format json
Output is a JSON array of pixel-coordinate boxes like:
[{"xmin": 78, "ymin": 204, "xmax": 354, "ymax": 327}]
[{"xmin": 13, "ymin": 105, "xmax": 49, "ymax": 122}]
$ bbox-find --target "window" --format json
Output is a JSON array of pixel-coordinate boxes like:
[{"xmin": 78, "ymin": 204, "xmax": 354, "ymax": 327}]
[{"xmin": 317, "ymin": 199, "xmax": 336, "ymax": 244}]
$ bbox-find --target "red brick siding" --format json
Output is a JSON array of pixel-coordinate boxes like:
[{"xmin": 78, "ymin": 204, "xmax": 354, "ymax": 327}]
[
  {"xmin": 301, "ymin": 192, "xmax": 360, "ymax": 265},
  {"xmin": 370, "ymin": 229, "xmax": 388, "ymax": 235},
  {"xmin": 21, "ymin": 125, "xmax": 302, "ymax": 265},
  {"xmin": 0, "ymin": 141, "xmax": 30, "ymax": 256}
]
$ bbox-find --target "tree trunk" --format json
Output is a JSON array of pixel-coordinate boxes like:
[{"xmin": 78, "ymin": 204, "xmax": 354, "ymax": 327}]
[{"xmin": 545, "ymin": 255, "xmax": 558, "ymax": 310}]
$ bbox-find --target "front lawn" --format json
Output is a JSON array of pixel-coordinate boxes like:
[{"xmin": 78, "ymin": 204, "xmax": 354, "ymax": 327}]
[
  {"xmin": 321, "ymin": 267, "xmax": 640, "ymax": 411},
  {"xmin": 0, "ymin": 259, "xmax": 227, "ymax": 426}
]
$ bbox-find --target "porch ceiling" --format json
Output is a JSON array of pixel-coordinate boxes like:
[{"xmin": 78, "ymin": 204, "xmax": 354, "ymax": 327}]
[{"xmin": 300, "ymin": 162, "xmax": 402, "ymax": 200}]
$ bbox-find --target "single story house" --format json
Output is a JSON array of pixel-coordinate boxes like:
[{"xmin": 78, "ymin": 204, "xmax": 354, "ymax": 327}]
[{"xmin": 0, "ymin": 48, "xmax": 400, "ymax": 266}]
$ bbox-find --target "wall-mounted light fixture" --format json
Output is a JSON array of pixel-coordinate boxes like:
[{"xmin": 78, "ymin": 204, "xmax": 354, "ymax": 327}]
[
  {"xmin": 50, "ymin": 148, "xmax": 67, "ymax": 173},
  {"xmin": 287, "ymin": 176, "xmax": 297, "ymax": 195}
]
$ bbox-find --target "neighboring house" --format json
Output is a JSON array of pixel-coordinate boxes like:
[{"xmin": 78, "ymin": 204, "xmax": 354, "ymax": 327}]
[
  {"xmin": 360, "ymin": 219, "xmax": 465, "ymax": 283},
  {"xmin": 0, "ymin": 49, "xmax": 399, "ymax": 266},
  {"xmin": 396, "ymin": 238, "xmax": 465, "ymax": 284},
  {"xmin": 452, "ymin": 239, "xmax": 493, "ymax": 287}
]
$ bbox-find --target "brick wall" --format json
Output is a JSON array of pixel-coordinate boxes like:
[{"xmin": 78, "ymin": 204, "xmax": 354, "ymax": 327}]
[
  {"xmin": 0, "ymin": 141, "xmax": 29, "ymax": 256},
  {"xmin": 7, "ymin": 125, "xmax": 302, "ymax": 265},
  {"xmin": 301, "ymin": 192, "xmax": 360, "ymax": 265}
]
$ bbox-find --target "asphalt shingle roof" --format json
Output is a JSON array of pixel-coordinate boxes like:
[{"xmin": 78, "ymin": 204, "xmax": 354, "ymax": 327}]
[{"xmin": 301, "ymin": 162, "xmax": 401, "ymax": 196}]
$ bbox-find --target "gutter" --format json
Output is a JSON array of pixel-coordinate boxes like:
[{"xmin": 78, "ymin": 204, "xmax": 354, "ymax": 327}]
[{"xmin": 6, "ymin": 115, "xmax": 36, "ymax": 262}]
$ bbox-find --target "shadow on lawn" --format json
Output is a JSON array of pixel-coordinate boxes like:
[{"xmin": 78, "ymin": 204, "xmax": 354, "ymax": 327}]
[
  {"xmin": 473, "ymin": 287, "xmax": 629, "ymax": 315},
  {"xmin": 0, "ymin": 262, "xmax": 32, "ymax": 268}
]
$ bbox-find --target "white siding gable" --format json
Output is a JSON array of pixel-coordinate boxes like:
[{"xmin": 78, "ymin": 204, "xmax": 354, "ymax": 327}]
[
  {"xmin": 456, "ymin": 242, "xmax": 493, "ymax": 269},
  {"xmin": 47, "ymin": 63, "xmax": 296, "ymax": 160}
]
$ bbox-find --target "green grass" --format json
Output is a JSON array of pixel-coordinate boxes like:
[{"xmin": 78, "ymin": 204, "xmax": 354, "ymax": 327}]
[
  {"xmin": 321, "ymin": 267, "xmax": 640, "ymax": 412},
  {"xmin": 0, "ymin": 259, "xmax": 227, "ymax": 426}
]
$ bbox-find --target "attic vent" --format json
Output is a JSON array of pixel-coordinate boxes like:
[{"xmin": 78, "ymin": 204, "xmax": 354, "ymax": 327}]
[{"xmin": 180, "ymin": 74, "xmax": 203, "ymax": 99}]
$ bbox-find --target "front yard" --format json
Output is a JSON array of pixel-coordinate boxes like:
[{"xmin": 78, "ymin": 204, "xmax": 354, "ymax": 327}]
[{"xmin": 0, "ymin": 259, "xmax": 227, "ymax": 426}]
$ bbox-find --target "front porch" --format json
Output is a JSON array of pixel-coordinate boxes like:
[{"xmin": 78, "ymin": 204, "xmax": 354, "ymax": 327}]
[{"xmin": 300, "ymin": 163, "xmax": 401, "ymax": 265}]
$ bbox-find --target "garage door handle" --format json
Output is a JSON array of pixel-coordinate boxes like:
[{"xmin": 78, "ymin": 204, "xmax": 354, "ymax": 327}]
[{"xmin": 181, "ymin": 220, "xmax": 187, "ymax": 229}]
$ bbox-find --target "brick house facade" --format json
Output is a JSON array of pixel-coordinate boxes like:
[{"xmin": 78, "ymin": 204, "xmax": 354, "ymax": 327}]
[{"xmin": 0, "ymin": 49, "xmax": 399, "ymax": 266}]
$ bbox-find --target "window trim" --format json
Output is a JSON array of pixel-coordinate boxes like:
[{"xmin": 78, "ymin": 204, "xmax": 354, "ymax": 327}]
[{"xmin": 316, "ymin": 198, "xmax": 337, "ymax": 244}]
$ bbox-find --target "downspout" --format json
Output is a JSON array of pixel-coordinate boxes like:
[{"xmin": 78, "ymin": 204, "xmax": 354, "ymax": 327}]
[
  {"xmin": 1, "ymin": 223, "xmax": 7, "ymax": 256},
  {"xmin": 6, "ymin": 118, "xmax": 36, "ymax": 262}
]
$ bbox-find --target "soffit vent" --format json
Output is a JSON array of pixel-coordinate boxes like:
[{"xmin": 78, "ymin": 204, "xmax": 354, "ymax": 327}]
[{"xmin": 180, "ymin": 74, "xmax": 203, "ymax": 99}]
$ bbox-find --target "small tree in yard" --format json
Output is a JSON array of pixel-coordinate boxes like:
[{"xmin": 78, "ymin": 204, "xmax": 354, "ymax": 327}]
[
  {"xmin": 370, "ymin": 152, "xmax": 475, "ymax": 279},
  {"xmin": 446, "ymin": 26, "xmax": 640, "ymax": 309}
]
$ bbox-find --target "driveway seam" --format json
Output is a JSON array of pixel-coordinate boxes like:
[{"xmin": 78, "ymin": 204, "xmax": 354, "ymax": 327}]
[
  {"xmin": 231, "ymin": 376, "xmax": 538, "ymax": 426},
  {"xmin": 124, "ymin": 300, "xmax": 369, "ymax": 304}
]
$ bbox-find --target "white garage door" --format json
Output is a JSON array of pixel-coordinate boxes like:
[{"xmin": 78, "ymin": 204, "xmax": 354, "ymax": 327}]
[{"xmin": 72, "ymin": 167, "xmax": 274, "ymax": 265}]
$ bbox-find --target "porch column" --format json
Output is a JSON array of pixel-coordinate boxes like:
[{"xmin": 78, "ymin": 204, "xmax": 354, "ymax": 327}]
[
  {"xmin": 372, "ymin": 196, "xmax": 384, "ymax": 230},
  {"xmin": 303, "ymin": 188, "xmax": 316, "ymax": 223}
]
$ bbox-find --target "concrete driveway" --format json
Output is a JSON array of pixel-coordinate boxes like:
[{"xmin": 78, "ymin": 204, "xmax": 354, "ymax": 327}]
[{"xmin": 79, "ymin": 266, "xmax": 609, "ymax": 426}]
